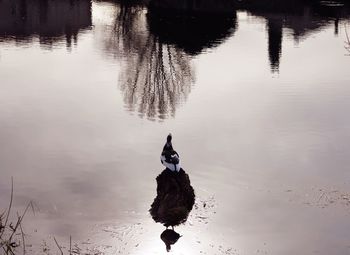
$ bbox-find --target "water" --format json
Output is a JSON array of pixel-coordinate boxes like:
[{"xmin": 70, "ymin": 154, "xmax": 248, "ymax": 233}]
[{"xmin": 1, "ymin": 0, "xmax": 350, "ymax": 254}]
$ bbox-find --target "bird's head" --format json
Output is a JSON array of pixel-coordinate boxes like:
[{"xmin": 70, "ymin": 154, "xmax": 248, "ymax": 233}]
[{"xmin": 167, "ymin": 133, "xmax": 172, "ymax": 143}]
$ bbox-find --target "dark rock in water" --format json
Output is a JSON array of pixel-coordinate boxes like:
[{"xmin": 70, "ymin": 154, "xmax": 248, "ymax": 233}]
[
  {"xmin": 160, "ymin": 229, "xmax": 181, "ymax": 252},
  {"xmin": 149, "ymin": 168, "xmax": 195, "ymax": 227}
]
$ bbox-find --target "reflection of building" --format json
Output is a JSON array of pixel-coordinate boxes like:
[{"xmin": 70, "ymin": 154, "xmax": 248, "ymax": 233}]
[
  {"xmin": 0, "ymin": 0, "xmax": 92, "ymax": 49},
  {"xmin": 267, "ymin": 18, "xmax": 282, "ymax": 73},
  {"xmin": 236, "ymin": 0, "xmax": 350, "ymax": 72},
  {"xmin": 103, "ymin": 1, "xmax": 237, "ymax": 120}
]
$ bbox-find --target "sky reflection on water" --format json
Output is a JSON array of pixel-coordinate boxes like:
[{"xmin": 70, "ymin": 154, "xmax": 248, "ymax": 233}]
[{"xmin": 0, "ymin": 0, "xmax": 350, "ymax": 254}]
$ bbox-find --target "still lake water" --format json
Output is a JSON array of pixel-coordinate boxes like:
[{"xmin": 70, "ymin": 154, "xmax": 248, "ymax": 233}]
[{"xmin": 1, "ymin": 0, "xmax": 350, "ymax": 254}]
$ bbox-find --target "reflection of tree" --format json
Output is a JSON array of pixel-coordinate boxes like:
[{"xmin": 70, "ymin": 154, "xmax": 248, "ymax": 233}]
[
  {"xmin": 102, "ymin": 0, "xmax": 240, "ymax": 120},
  {"xmin": 147, "ymin": 9, "xmax": 237, "ymax": 55},
  {"xmin": 120, "ymin": 40, "xmax": 192, "ymax": 119},
  {"xmin": 105, "ymin": 2, "xmax": 194, "ymax": 120},
  {"xmin": 103, "ymin": 1, "xmax": 145, "ymax": 58}
]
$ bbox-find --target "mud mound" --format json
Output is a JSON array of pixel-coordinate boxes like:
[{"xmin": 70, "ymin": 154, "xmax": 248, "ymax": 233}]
[{"xmin": 149, "ymin": 168, "xmax": 195, "ymax": 227}]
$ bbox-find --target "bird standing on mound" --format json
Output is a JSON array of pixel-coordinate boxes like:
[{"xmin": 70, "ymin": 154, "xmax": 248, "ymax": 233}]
[
  {"xmin": 150, "ymin": 134, "xmax": 195, "ymax": 252},
  {"xmin": 160, "ymin": 133, "xmax": 180, "ymax": 172}
]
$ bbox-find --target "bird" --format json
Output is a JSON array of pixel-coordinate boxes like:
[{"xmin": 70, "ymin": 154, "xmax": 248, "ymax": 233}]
[
  {"xmin": 163, "ymin": 133, "xmax": 174, "ymax": 151},
  {"xmin": 160, "ymin": 133, "xmax": 180, "ymax": 172},
  {"xmin": 149, "ymin": 135, "xmax": 196, "ymax": 252}
]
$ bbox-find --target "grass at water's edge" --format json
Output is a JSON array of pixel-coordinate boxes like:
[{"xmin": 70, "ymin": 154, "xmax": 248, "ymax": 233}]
[
  {"xmin": 0, "ymin": 179, "xmax": 112, "ymax": 255},
  {"xmin": 0, "ymin": 178, "xmax": 36, "ymax": 255},
  {"xmin": 0, "ymin": 179, "xmax": 72, "ymax": 255},
  {"xmin": 345, "ymin": 25, "xmax": 350, "ymax": 54}
]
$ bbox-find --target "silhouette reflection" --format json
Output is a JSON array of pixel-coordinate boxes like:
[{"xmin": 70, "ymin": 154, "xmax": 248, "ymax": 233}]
[
  {"xmin": 104, "ymin": 1, "xmax": 193, "ymax": 120},
  {"xmin": 267, "ymin": 18, "xmax": 283, "ymax": 73},
  {"xmin": 149, "ymin": 168, "xmax": 195, "ymax": 252},
  {"xmin": 161, "ymin": 229, "xmax": 181, "ymax": 252},
  {"xmin": 147, "ymin": 2, "xmax": 237, "ymax": 55},
  {"xmin": 104, "ymin": 1, "xmax": 237, "ymax": 120},
  {"xmin": 236, "ymin": 0, "xmax": 350, "ymax": 72},
  {"xmin": 0, "ymin": 0, "xmax": 91, "ymax": 49},
  {"xmin": 118, "ymin": 38, "xmax": 193, "ymax": 120}
]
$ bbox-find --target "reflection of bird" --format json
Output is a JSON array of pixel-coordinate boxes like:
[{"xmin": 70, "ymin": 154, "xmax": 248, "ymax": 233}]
[
  {"xmin": 160, "ymin": 134, "xmax": 180, "ymax": 172},
  {"xmin": 149, "ymin": 168, "xmax": 195, "ymax": 228},
  {"xmin": 160, "ymin": 229, "xmax": 181, "ymax": 252}
]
